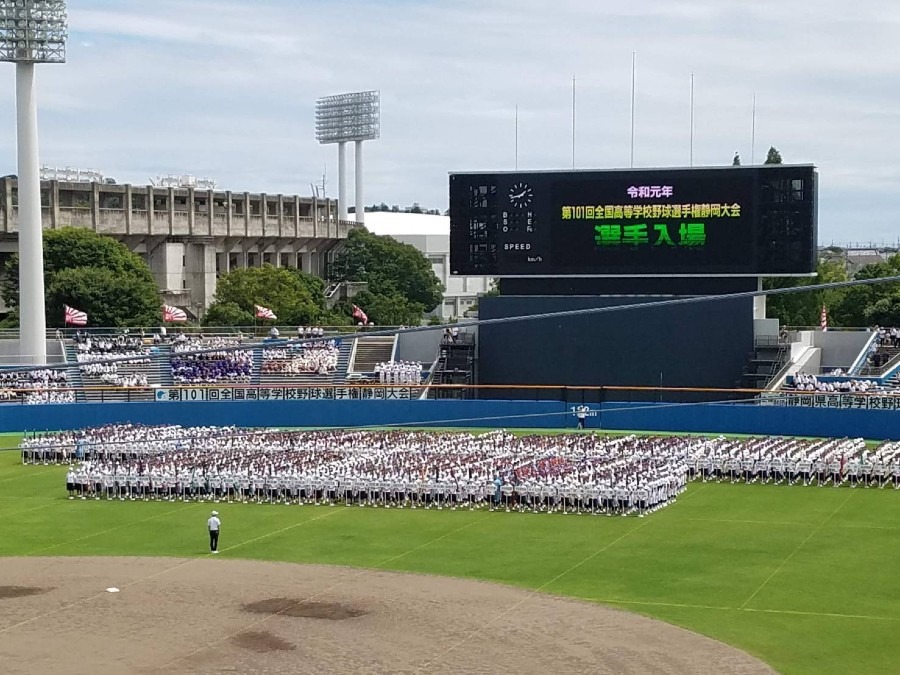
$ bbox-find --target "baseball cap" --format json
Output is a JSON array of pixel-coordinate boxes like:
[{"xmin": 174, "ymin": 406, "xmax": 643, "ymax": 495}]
[{"xmin": 211, "ymin": 510, "xmax": 218, "ymax": 516}]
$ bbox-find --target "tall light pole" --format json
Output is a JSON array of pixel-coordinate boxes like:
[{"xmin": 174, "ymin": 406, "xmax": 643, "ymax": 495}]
[
  {"xmin": 315, "ymin": 90, "xmax": 380, "ymax": 225},
  {"xmin": 0, "ymin": 1, "xmax": 67, "ymax": 365}
]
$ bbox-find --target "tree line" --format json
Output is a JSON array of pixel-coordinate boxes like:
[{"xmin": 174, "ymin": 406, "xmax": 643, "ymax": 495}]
[
  {"xmin": 765, "ymin": 256, "xmax": 900, "ymax": 328},
  {"xmin": 0, "ymin": 227, "xmax": 443, "ymax": 328}
]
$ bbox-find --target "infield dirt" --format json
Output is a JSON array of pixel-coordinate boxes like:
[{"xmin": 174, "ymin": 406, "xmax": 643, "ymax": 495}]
[{"xmin": 0, "ymin": 557, "xmax": 774, "ymax": 674}]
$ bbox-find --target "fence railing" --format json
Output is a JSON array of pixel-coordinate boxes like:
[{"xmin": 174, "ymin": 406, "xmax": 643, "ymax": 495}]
[
  {"xmin": 0, "ymin": 325, "xmax": 412, "ymax": 341},
  {"xmin": 0, "ymin": 382, "xmax": 863, "ymax": 406}
]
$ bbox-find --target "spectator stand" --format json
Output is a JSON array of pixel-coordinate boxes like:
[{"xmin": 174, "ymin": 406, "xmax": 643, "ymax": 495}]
[
  {"xmin": 259, "ymin": 338, "xmax": 344, "ymax": 387},
  {"xmin": 859, "ymin": 328, "xmax": 900, "ymax": 376},
  {"xmin": 784, "ymin": 372, "xmax": 890, "ymax": 394},
  {"xmin": 169, "ymin": 335, "xmax": 253, "ymax": 385},
  {"xmin": 67, "ymin": 332, "xmax": 155, "ymax": 401},
  {"xmin": 0, "ymin": 367, "xmax": 75, "ymax": 404}
]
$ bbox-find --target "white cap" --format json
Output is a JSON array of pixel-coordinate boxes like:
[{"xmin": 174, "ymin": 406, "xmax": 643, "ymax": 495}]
[{"xmin": 211, "ymin": 510, "xmax": 218, "ymax": 516}]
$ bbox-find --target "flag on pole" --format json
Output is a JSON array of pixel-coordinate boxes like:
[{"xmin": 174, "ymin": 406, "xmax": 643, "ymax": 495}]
[
  {"xmin": 255, "ymin": 304, "xmax": 277, "ymax": 320},
  {"xmin": 820, "ymin": 304, "xmax": 828, "ymax": 331},
  {"xmin": 64, "ymin": 305, "xmax": 88, "ymax": 326},
  {"xmin": 162, "ymin": 305, "xmax": 187, "ymax": 323},
  {"xmin": 352, "ymin": 304, "xmax": 368, "ymax": 324}
]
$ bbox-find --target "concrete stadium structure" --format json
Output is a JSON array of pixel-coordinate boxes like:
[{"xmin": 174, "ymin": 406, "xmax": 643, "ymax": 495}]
[{"xmin": 0, "ymin": 177, "xmax": 357, "ymax": 318}]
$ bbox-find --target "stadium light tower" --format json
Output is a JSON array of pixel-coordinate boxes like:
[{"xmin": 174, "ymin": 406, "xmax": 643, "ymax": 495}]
[
  {"xmin": 315, "ymin": 90, "xmax": 380, "ymax": 225},
  {"xmin": 0, "ymin": 0, "xmax": 67, "ymax": 365}
]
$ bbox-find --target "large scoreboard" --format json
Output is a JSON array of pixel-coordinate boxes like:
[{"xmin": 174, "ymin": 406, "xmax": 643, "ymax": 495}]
[{"xmin": 449, "ymin": 165, "xmax": 817, "ymax": 277}]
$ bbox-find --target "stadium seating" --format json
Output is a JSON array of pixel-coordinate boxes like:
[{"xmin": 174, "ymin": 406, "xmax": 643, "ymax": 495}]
[{"xmin": 170, "ymin": 336, "xmax": 252, "ymax": 384}]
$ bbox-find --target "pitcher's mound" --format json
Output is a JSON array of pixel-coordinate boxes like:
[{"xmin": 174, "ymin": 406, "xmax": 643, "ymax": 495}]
[{"xmin": 0, "ymin": 557, "xmax": 772, "ymax": 674}]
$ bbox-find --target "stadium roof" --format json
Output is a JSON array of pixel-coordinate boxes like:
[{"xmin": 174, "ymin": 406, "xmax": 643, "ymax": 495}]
[{"xmin": 363, "ymin": 212, "xmax": 449, "ymax": 237}]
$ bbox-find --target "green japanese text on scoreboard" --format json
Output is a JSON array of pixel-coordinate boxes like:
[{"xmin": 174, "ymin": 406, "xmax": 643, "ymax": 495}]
[{"xmin": 449, "ymin": 165, "xmax": 817, "ymax": 277}]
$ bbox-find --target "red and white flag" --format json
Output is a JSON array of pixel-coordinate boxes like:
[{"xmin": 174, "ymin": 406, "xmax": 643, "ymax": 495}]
[
  {"xmin": 64, "ymin": 305, "xmax": 88, "ymax": 326},
  {"xmin": 255, "ymin": 304, "xmax": 277, "ymax": 320},
  {"xmin": 820, "ymin": 304, "xmax": 828, "ymax": 331},
  {"xmin": 162, "ymin": 305, "xmax": 187, "ymax": 323},
  {"xmin": 352, "ymin": 304, "xmax": 368, "ymax": 324}
]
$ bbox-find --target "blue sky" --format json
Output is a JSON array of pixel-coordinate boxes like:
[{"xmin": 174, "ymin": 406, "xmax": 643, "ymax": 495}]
[{"xmin": 0, "ymin": 0, "xmax": 898, "ymax": 245}]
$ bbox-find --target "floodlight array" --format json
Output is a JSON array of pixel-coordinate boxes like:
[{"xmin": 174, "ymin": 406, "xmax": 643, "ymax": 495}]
[
  {"xmin": 315, "ymin": 90, "xmax": 380, "ymax": 144},
  {"xmin": 0, "ymin": 0, "xmax": 67, "ymax": 63}
]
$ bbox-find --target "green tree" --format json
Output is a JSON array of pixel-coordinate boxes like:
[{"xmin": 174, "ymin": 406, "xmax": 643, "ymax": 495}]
[
  {"xmin": 331, "ymin": 228, "xmax": 442, "ymax": 316},
  {"xmin": 732, "ymin": 152, "xmax": 741, "ymax": 166},
  {"xmin": 833, "ymin": 256, "xmax": 900, "ymax": 327},
  {"xmin": 764, "ymin": 259, "xmax": 848, "ymax": 327},
  {"xmin": 764, "ymin": 146, "xmax": 783, "ymax": 164},
  {"xmin": 204, "ymin": 265, "xmax": 326, "ymax": 326},
  {"xmin": 2, "ymin": 227, "xmax": 160, "ymax": 327},
  {"xmin": 341, "ymin": 290, "xmax": 424, "ymax": 326},
  {"xmin": 202, "ymin": 301, "xmax": 254, "ymax": 327}
]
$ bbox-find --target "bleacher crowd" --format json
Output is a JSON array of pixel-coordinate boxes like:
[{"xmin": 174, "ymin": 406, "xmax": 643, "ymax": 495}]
[
  {"xmin": 790, "ymin": 373, "xmax": 881, "ymax": 393},
  {"xmin": 296, "ymin": 326, "xmax": 328, "ymax": 339},
  {"xmin": 0, "ymin": 369, "xmax": 74, "ymax": 404},
  {"xmin": 73, "ymin": 331, "xmax": 152, "ymax": 388},
  {"xmin": 171, "ymin": 336, "xmax": 252, "ymax": 384},
  {"xmin": 74, "ymin": 332, "xmax": 150, "ymax": 364},
  {"xmin": 262, "ymin": 341, "xmax": 340, "ymax": 376}
]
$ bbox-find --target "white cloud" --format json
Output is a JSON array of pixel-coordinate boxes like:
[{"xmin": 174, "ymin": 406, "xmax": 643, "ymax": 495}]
[{"xmin": 0, "ymin": 0, "xmax": 895, "ymax": 242}]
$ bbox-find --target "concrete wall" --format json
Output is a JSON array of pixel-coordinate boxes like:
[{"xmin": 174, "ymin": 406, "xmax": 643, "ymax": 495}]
[
  {"xmin": 3, "ymin": 398, "xmax": 900, "ymax": 440},
  {"xmin": 811, "ymin": 331, "xmax": 873, "ymax": 370},
  {"xmin": 0, "ymin": 339, "xmax": 65, "ymax": 365},
  {"xmin": 478, "ymin": 295, "xmax": 754, "ymax": 392},
  {"xmin": 148, "ymin": 242, "xmax": 184, "ymax": 292},
  {"xmin": 396, "ymin": 329, "xmax": 443, "ymax": 365},
  {"xmin": 753, "ymin": 318, "xmax": 780, "ymax": 338}
]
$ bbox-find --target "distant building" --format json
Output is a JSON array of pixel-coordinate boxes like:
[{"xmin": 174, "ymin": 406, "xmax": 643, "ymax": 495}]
[
  {"xmin": 845, "ymin": 249, "xmax": 888, "ymax": 273},
  {"xmin": 0, "ymin": 178, "xmax": 355, "ymax": 319},
  {"xmin": 363, "ymin": 212, "xmax": 493, "ymax": 320}
]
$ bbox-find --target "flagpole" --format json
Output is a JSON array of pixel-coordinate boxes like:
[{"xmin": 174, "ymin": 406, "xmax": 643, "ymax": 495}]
[
  {"xmin": 571, "ymin": 75, "xmax": 576, "ymax": 170},
  {"xmin": 515, "ymin": 104, "xmax": 519, "ymax": 171},
  {"xmin": 750, "ymin": 93, "xmax": 757, "ymax": 165},
  {"xmin": 689, "ymin": 72, "xmax": 695, "ymax": 167},
  {"xmin": 630, "ymin": 52, "xmax": 636, "ymax": 168}
]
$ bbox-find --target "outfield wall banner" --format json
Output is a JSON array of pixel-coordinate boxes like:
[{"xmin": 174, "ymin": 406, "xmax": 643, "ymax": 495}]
[
  {"xmin": 759, "ymin": 393, "xmax": 900, "ymax": 410},
  {"xmin": 154, "ymin": 386, "xmax": 417, "ymax": 403}
]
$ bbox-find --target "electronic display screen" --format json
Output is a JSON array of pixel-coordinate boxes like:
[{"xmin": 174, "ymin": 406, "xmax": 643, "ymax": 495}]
[{"xmin": 449, "ymin": 166, "xmax": 817, "ymax": 277}]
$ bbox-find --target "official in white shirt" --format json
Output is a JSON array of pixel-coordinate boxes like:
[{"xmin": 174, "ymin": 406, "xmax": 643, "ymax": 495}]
[{"xmin": 207, "ymin": 510, "xmax": 221, "ymax": 553}]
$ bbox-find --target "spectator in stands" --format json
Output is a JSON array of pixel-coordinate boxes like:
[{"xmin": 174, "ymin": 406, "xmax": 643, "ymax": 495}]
[
  {"xmin": 170, "ymin": 336, "xmax": 252, "ymax": 384},
  {"xmin": 262, "ymin": 341, "xmax": 340, "ymax": 376},
  {"xmin": 0, "ymin": 368, "xmax": 74, "ymax": 404}
]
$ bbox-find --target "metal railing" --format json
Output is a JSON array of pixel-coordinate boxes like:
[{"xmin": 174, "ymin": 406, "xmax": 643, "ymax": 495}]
[
  {"xmin": 0, "ymin": 325, "xmax": 410, "ymax": 341},
  {"xmin": 3, "ymin": 381, "xmax": 900, "ymax": 408}
]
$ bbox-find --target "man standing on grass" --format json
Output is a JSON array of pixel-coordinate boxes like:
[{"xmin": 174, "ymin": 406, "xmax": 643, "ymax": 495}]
[{"xmin": 207, "ymin": 510, "xmax": 221, "ymax": 554}]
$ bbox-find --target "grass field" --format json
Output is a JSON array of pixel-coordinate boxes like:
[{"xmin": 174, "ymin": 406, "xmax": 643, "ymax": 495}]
[{"xmin": 3, "ymin": 431, "xmax": 900, "ymax": 674}]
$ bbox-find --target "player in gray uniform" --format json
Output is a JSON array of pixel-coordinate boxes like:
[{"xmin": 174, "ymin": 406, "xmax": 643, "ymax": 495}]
[
  {"xmin": 873, "ymin": 459, "xmax": 888, "ymax": 488},
  {"xmin": 770, "ymin": 456, "xmax": 784, "ymax": 484},
  {"xmin": 828, "ymin": 457, "xmax": 843, "ymax": 486},
  {"xmin": 813, "ymin": 458, "xmax": 828, "ymax": 486}
]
